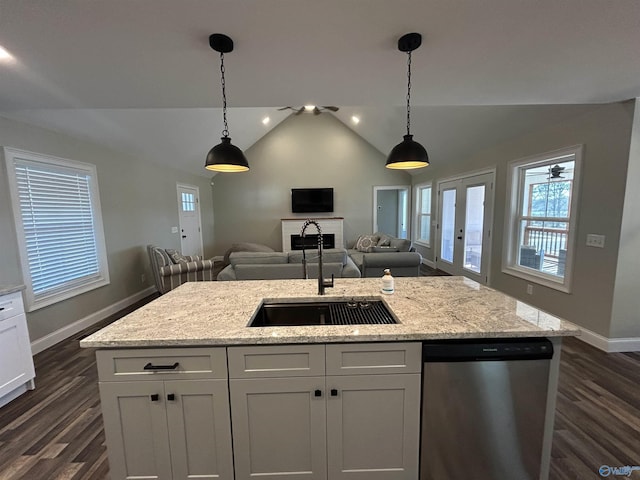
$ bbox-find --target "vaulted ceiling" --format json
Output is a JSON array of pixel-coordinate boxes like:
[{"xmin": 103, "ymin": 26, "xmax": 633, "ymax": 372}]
[{"xmin": 1, "ymin": 0, "xmax": 639, "ymax": 176}]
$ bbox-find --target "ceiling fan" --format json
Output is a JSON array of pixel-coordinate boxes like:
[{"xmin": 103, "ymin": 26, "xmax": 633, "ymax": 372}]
[
  {"xmin": 278, "ymin": 106, "xmax": 339, "ymax": 115},
  {"xmin": 549, "ymin": 164, "xmax": 565, "ymax": 179}
]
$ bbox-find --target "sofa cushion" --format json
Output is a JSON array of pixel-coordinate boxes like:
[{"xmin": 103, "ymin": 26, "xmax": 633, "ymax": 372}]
[
  {"xmin": 234, "ymin": 263, "xmax": 345, "ymax": 280},
  {"xmin": 347, "ymin": 250, "xmax": 364, "ymax": 270},
  {"xmin": 355, "ymin": 234, "xmax": 380, "ymax": 252},
  {"xmin": 372, "ymin": 246, "xmax": 399, "ymax": 253},
  {"xmin": 389, "ymin": 237, "xmax": 413, "ymax": 252},
  {"xmin": 229, "ymin": 251, "xmax": 288, "ymax": 266},
  {"xmin": 223, "ymin": 242, "xmax": 275, "ymax": 265},
  {"xmin": 288, "ymin": 248, "xmax": 347, "ymax": 265}
]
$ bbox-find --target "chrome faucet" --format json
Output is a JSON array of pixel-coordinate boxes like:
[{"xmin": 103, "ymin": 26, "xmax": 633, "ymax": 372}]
[{"xmin": 300, "ymin": 219, "xmax": 334, "ymax": 295}]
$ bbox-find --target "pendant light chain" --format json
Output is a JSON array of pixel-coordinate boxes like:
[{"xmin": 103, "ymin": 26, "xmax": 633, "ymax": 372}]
[
  {"xmin": 220, "ymin": 52, "xmax": 229, "ymax": 138},
  {"xmin": 406, "ymin": 50, "xmax": 412, "ymax": 136}
]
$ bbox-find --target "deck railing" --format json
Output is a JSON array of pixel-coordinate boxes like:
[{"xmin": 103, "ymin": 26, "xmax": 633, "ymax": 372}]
[{"xmin": 523, "ymin": 226, "xmax": 568, "ymax": 259}]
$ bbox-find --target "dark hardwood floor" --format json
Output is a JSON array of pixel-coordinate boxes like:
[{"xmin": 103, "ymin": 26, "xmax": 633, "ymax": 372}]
[{"xmin": 0, "ymin": 295, "xmax": 638, "ymax": 480}]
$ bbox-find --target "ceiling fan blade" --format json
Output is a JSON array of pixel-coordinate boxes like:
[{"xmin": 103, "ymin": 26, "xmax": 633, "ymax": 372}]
[
  {"xmin": 277, "ymin": 107, "xmax": 292, "ymax": 111},
  {"xmin": 313, "ymin": 107, "xmax": 321, "ymax": 115},
  {"xmin": 295, "ymin": 107, "xmax": 304, "ymax": 115},
  {"xmin": 323, "ymin": 106, "xmax": 339, "ymax": 112}
]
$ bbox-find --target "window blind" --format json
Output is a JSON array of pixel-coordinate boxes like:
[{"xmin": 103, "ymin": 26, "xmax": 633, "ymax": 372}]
[{"xmin": 14, "ymin": 162, "xmax": 100, "ymax": 298}]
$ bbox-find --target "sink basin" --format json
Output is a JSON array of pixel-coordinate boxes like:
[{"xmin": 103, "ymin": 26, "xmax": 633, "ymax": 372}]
[{"xmin": 248, "ymin": 298, "xmax": 397, "ymax": 327}]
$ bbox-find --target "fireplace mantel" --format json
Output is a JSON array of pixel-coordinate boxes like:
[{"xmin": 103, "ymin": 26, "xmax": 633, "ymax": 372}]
[{"xmin": 281, "ymin": 217, "xmax": 344, "ymax": 252}]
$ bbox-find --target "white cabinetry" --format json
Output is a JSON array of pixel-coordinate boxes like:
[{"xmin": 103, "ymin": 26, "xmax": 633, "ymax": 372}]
[
  {"xmin": 228, "ymin": 343, "xmax": 421, "ymax": 480},
  {"xmin": 97, "ymin": 348, "xmax": 234, "ymax": 480},
  {"xmin": 0, "ymin": 290, "xmax": 35, "ymax": 408}
]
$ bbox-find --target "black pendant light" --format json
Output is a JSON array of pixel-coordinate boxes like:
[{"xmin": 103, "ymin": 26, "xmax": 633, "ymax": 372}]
[
  {"xmin": 205, "ymin": 34, "xmax": 249, "ymax": 172},
  {"xmin": 386, "ymin": 33, "xmax": 429, "ymax": 170}
]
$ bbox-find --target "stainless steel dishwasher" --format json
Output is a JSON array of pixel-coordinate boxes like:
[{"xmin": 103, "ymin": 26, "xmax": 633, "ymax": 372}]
[{"xmin": 421, "ymin": 338, "xmax": 553, "ymax": 480}]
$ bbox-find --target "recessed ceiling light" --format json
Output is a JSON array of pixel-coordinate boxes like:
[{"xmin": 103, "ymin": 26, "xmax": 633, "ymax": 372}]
[
  {"xmin": 262, "ymin": 117, "xmax": 270, "ymax": 125},
  {"xmin": 0, "ymin": 45, "xmax": 15, "ymax": 63},
  {"xmin": 351, "ymin": 116, "xmax": 360, "ymax": 125},
  {"xmin": 304, "ymin": 105, "xmax": 316, "ymax": 111}
]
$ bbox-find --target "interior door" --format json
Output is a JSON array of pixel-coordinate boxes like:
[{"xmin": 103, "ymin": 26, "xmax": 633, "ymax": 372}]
[
  {"xmin": 177, "ymin": 184, "xmax": 203, "ymax": 257},
  {"xmin": 436, "ymin": 173, "xmax": 494, "ymax": 283}
]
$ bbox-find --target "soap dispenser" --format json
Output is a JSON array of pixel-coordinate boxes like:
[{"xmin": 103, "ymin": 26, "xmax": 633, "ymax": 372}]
[{"xmin": 381, "ymin": 269, "xmax": 394, "ymax": 295}]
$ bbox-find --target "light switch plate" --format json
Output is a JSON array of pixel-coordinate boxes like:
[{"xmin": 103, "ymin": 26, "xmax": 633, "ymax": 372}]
[
  {"xmin": 171, "ymin": 226, "xmax": 178, "ymax": 234},
  {"xmin": 586, "ymin": 234, "xmax": 605, "ymax": 248}
]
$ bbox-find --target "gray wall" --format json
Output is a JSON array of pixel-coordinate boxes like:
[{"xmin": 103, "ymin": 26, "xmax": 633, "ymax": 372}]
[
  {"xmin": 211, "ymin": 113, "xmax": 410, "ymax": 253},
  {"xmin": 412, "ymin": 102, "xmax": 634, "ymax": 337},
  {"xmin": 0, "ymin": 115, "xmax": 214, "ymax": 342},
  {"xmin": 610, "ymin": 100, "xmax": 640, "ymax": 338}
]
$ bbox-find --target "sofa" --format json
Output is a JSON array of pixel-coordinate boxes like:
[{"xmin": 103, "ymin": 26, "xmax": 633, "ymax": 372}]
[
  {"xmin": 347, "ymin": 233, "xmax": 422, "ymax": 277},
  {"xmin": 147, "ymin": 245, "xmax": 218, "ymax": 294},
  {"xmin": 217, "ymin": 248, "xmax": 361, "ymax": 281}
]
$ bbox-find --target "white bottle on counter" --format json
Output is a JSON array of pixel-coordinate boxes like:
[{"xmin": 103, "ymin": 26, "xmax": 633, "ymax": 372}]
[{"xmin": 381, "ymin": 269, "xmax": 394, "ymax": 294}]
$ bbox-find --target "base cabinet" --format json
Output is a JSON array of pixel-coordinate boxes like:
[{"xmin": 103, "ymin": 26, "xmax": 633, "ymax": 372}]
[
  {"xmin": 228, "ymin": 343, "xmax": 421, "ymax": 480},
  {"xmin": 98, "ymin": 349, "xmax": 234, "ymax": 480}
]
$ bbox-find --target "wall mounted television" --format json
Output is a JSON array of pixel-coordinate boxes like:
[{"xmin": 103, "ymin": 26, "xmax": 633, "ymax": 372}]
[{"xmin": 291, "ymin": 188, "xmax": 334, "ymax": 213}]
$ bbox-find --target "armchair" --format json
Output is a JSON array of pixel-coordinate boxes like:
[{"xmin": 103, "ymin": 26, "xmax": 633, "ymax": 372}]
[{"xmin": 147, "ymin": 245, "xmax": 217, "ymax": 294}]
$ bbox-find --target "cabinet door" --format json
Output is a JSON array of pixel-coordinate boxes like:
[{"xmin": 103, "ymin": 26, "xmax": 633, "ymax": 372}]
[
  {"xmin": 230, "ymin": 377, "xmax": 327, "ymax": 480},
  {"xmin": 165, "ymin": 379, "xmax": 234, "ymax": 480},
  {"xmin": 326, "ymin": 374, "xmax": 421, "ymax": 480},
  {"xmin": 0, "ymin": 312, "xmax": 35, "ymax": 398},
  {"xmin": 99, "ymin": 381, "xmax": 172, "ymax": 480}
]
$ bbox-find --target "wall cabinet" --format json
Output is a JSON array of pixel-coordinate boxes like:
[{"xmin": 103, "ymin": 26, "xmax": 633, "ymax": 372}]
[
  {"xmin": 0, "ymin": 290, "xmax": 35, "ymax": 408},
  {"xmin": 97, "ymin": 348, "xmax": 234, "ymax": 480},
  {"xmin": 228, "ymin": 343, "xmax": 421, "ymax": 480}
]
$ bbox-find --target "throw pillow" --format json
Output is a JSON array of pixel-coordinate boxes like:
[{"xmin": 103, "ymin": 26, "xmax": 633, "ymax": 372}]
[
  {"xmin": 376, "ymin": 233, "xmax": 393, "ymax": 247},
  {"xmin": 166, "ymin": 249, "xmax": 201, "ymax": 264},
  {"xmin": 355, "ymin": 234, "xmax": 380, "ymax": 253}
]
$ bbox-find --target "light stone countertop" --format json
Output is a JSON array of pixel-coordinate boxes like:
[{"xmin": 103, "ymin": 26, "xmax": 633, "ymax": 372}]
[
  {"xmin": 80, "ymin": 277, "xmax": 580, "ymax": 348},
  {"xmin": 0, "ymin": 284, "xmax": 25, "ymax": 296}
]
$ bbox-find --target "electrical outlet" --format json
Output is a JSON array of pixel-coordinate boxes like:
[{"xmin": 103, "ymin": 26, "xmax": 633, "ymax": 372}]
[
  {"xmin": 141, "ymin": 274, "xmax": 146, "ymax": 284},
  {"xmin": 526, "ymin": 284, "xmax": 533, "ymax": 295},
  {"xmin": 586, "ymin": 234, "xmax": 605, "ymax": 248}
]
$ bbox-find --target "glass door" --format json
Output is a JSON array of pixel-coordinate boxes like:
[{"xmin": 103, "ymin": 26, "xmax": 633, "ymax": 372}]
[{"xmin": 436, "ymin": 172, "xmax": 494, "ymax": 283}]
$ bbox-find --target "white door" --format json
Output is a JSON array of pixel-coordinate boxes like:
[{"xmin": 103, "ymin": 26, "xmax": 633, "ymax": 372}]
[
  {"xmin": 177, "ymin": 184, "xmax": 203, "ymax": 257},
  {"xmin": 436, "ymin": 172, "xmax": 494, "ymax": 283}
]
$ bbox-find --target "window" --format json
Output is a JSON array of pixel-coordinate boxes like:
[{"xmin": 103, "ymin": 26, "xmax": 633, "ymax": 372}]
[
  {"xmin": 4, "ymin": 148, "xmax": 110, "ymax": 311},
  {"xmin": 181, "ymin": 192, "xmax": 196, "ymax": 212},
  {"xmin": 414, "ymin": 183, "xmax": 432, "ymax": 246},
  {"xmin": 503, "ymin": 145, "xmax": 582, "ymax": 292}
]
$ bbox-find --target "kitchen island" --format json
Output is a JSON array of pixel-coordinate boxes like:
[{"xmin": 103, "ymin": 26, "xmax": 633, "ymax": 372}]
[{"xmin": 81, "ymin": 277, "xmax": 580, "ymax": 480}]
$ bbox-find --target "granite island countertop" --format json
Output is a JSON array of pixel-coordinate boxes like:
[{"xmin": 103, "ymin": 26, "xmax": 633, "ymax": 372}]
[{"xmin": 80, "ymin": 277, "xmax": 580, "ymax": 348}]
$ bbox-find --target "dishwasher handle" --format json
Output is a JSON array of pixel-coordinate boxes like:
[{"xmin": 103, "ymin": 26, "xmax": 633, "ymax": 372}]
[{"xmin": 423, "ymin": 338, "xmax": 553, "ymax": 362}]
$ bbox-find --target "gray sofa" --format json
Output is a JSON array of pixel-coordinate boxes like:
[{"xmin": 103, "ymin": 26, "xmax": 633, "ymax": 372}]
[
  {"xmin": 348, "ymin": 234, "xmax": 422, "ymax": 278},
  {"xmin": 217, "ymin": 248, "xmax": 361, "ymax": 281}
]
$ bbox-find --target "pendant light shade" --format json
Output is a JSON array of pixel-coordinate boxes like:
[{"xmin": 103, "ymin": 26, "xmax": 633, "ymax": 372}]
[
  {"xmin": 386, "ymin": 33, "xmax": 429, "ymax": 170},
  {"xmin": 205, "ymin": 34, "xmax": 249, "ymax": 173},
  {"xmin": 386, "ymin": 134, "xmax": 429, "ymax": 169},
  {"xmin": 205, "ymin": 137, "xmax": 249, "ymax": 172}
]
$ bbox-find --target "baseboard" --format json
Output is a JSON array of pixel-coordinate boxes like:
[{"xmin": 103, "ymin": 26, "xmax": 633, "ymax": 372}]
[
  {"xmin": 422, "ymin": 258, "xmax": 436, "ymax": 269},
  {"xmin": 577, "ymin": 327, "xmax": 640, "ymax": 353},
  {"xmin": 30, "ymin": 286, "xmax": 157, "ymax": 355}
]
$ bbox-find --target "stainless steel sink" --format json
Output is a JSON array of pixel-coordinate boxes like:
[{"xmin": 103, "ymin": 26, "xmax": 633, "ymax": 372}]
[{"xmin": 248, "ymin": 298, "xmax": 397, "ymax": 327}]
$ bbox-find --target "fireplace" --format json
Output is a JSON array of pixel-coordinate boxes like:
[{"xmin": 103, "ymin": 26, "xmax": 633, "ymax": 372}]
[{"xmin": 290, "ymin": 234, "xmax": 335, "ymax": 250}]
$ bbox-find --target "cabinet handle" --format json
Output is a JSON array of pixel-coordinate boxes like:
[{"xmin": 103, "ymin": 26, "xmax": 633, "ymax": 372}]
[
  {"xmin": 143, "ymin": 362, "xmax": 180, "ymax": 371},
  {"xmin": 330, "ymin": 389, "xmax": 338, "ymax": 397},
  {"xmin": 314, "ymin": 389, "xmax": 322, "ymax": 397},
  {"xmin": 150, "ymin": 394, "xmax": 160, "ymax": 402},
  {"xmin": 167, "ymin": 393, "xmax": 176, "ymax": 401}
]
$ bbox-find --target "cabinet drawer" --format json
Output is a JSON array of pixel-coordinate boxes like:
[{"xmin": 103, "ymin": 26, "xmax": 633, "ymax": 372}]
[
  {"xmin": 97, "ymin": 348, "xmax": 227, "ymax": 381},
  {"xmin": 326, "ymin": 342, "xmax": 422, "ymax": 375},
  {"xmin": 0, "ymin": 292, "xmax": 25, "ymax": 321},
  {"xmin": 228, "ymin": 345, "xmax": 325, "ymax": 378}
]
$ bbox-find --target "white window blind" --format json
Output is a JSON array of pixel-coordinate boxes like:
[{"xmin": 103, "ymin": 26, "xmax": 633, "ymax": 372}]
[{"xmin": 5, "ymin": 148, "xmax": 109, "ymax": 311}]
